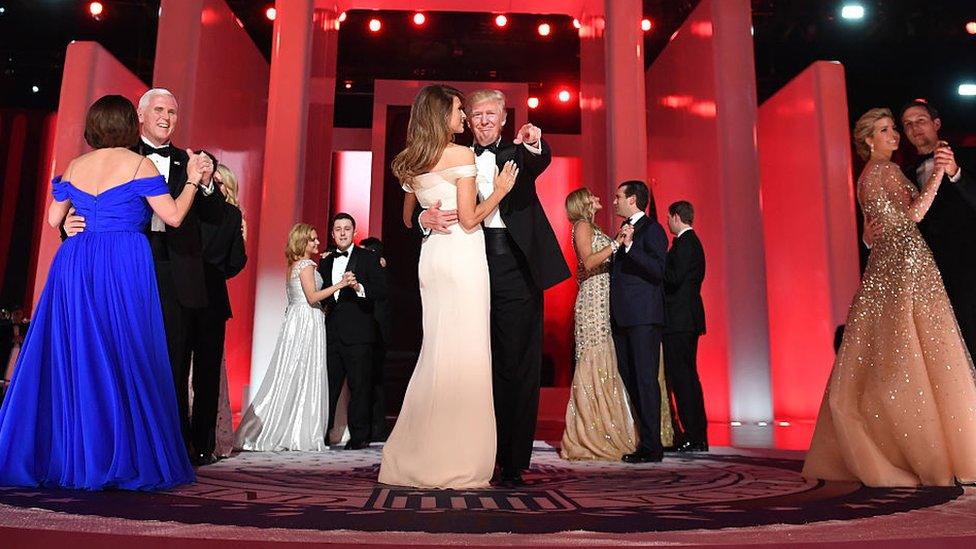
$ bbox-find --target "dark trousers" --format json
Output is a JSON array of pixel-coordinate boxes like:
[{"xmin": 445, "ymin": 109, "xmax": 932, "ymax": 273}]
[
  {"xmin": 327, "ymin": 341, "xmax": 373, "ymax": 443},
  {"xmin": 613, "ymin": 324, "xmax": 663, "ymax": 454},
  {"xmin": 370, "ymin": 345, "xmax": 388, "ymax": 440},
  {"xmin": 159, "ymin": 289, "xmax": 225, "ymax": 458},
  {"xmin": 663, "ymin": 332, "xmax": 708, "ymax": 443},
  {"xmin": 486, "ymin": 229, "xmax": 543, "ymax": 472}
]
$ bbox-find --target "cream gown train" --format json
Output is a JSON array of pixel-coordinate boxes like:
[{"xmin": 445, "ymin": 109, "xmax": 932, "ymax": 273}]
[
  {"xmin": 379, "ymin": 164, "xmax": 496, "ymax": 489},
  {"xmin": 802, "ymin": 160, "xmax": 976, "ymax": 487}
]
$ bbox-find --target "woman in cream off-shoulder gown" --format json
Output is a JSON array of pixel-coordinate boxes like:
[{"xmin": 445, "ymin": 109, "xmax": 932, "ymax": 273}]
[{"xmin": 378, "ymin": 84, "xmax": 518, "ymax": 489}]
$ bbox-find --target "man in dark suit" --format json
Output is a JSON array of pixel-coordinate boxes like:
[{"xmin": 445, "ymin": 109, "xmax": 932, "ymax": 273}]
[
  {"xmin": 359, "ymin": 236, "xmax": 391, "ymax": 442},
  {"xmin": 898, "ymin": 100, "xmax": 976, "ymax": 360},
  {"xmin": 663, "ymin": 200, "xmax": 708, "ymax": 452},
  {"xmin": 415, "ymin": 89, "xmax": 570, "ymax": 485},
  {"xmin": 62, "ymin": 89, "xmax": 225, "ymax": 465},
  {"xmin": 611, "ymin": 180, "xmax": 668, "ymax": 464},
  {"xmin": 318, "ymin": 213, "xmax": 388, "ymax": 450}
]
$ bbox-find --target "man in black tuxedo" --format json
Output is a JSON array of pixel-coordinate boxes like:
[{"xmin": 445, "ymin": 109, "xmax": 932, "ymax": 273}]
[
  {"xmin": 416, "ymin": 89, "xmax": 570, "ymax": 485},
  {"xmin": 359, "ymin": 236, "xmax": 391, "ymax": 442},
  {"xmin": 318, "ymin": 213, "xmax": 388, "ymax": 450},
  {"xmin": 898, "ymin": 100, "xmax": 976, "ymax": 360},
  {"xmin": 63, "ymin": 89, "xmax": 225, "ymax": 465},
  {"xmin": 611, "ymin": 180, "xmax": 668, "ymax": 463},
  {"xmin": 663, "ymin": 200, "xmax": 708, "ymax": 452}
]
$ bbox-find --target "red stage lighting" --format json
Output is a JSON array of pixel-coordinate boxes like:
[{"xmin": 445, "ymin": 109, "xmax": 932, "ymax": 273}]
[
  {"xmin": 413, "ymin": 12, "xmax": 426, "ymax": 26},
  {"xmin": 538, "ymin": 23, "xmax": 551, "ymax": 36},
  {"xmin": 494, "ymin": 14, "xmax": 508, "ymax": 28},
  {"xmin": 557, "ymin": 89, "xmax": 572, "ymax": 103},
  {"xmin": 88, "ymin": 2, "xmax": 103, "ymax": 18},
  {"xmin": 573, "ymin": 18, "xmax": 581, "ymax": 30},
  {"xmin": 368, "ymin": 18, "xmax": 382, "ymax": 32},
  {"xmin": 527, "ymin": 97, "xmax": 540, "ymax": 109},
  {"xmin": 344, "ymin": 80, "xmax": 353, "ymax": 90},
  {"xmin": 338, "ymin": 12, "xmax": 347, "ymax": 22},
  {"xmin": 967, "ymin": 21, "xmax": 976, "ymax": 35},
  {"xmin": 265, "ymin": 7, "xmax": 276, "ymax": 21},
  {"xmin": 641, "ymin": 18, "xmax": 653, "ymax": 32}
]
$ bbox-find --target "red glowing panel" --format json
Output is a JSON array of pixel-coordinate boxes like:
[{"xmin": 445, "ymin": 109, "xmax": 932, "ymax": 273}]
[
  {"xmin": 413, "ymin": 12, "xmax": 426, "ymax": 26},
  {"xmin": 641, "ymin": 18, "xmax": 652, "ymax": 32},
  {"xmin": 691, "ymin": 21, "xmax": 714, "ymax": 37},
  {"xmin": 494, "ymin": 14, "xmax": 508, "ymax": 28},
  {"xmin": 265, "ymin": 7, "xmax": 276, "ymax": 21},
  {"xmin": 659, "ymin": 94, "xmax": 694, "ymax": 109},
  {"xmin": 368, "ymin": 18, "xmax": 382, "ymax": 32},
  {"xmin": 88, "ymin": 2, "xmax": 103, "ymax": 17},
  {"xmin": 527, "ymin": 97, "xmax": 540, "ymax": 109},
  {"xmin": 690, "ymin": 100, "xmax": 717, "ymax": 118}
]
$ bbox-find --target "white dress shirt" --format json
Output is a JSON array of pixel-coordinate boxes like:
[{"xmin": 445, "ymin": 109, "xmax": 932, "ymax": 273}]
[
  {"xmin": 330, "ymin": 246, "xmax": 366, "ymax": 300},
  {"xmin": 623, "ymin": 211, "xmax": 646, "ymax": 253},
  {"xmin": 474, "ymin": 139, "xmax": 543, "ymax": 229},
  {"xmin": 676, "ymin": 226, "xmax": 693, "ymax": 239}
]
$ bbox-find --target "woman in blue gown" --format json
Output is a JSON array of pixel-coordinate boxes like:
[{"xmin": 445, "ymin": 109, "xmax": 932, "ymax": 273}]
[{"xmin": 0, "ymin": 95, "xmax": 204, "ymax": 490}]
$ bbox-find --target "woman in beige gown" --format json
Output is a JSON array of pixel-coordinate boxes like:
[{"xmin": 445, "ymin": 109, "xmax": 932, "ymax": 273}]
[
  {"xmin": 803, "ymin": 108, "xmax": 976, "ymax": 487},
  {"xmin": 560, "ymin": 188, "xmax": 673, "ymax": 460},
  {"xmin": 379, "ymin": 84, "xmax": 518, "ymax": 489}
]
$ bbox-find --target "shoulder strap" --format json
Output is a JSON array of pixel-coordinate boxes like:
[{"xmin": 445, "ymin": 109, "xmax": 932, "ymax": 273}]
[{"xmin": 131, "ymin": 156, "xmax": 146, "ymax": 180}]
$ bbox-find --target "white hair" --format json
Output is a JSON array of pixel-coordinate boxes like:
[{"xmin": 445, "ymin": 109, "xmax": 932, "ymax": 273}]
[{"xmin": 138, "ymin": 88, "xmax": 178, "ymax": 111}]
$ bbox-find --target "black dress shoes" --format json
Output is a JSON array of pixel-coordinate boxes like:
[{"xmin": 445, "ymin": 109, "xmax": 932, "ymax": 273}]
[
  {"xmin": 676, "ymin": 440, "xmax": 709, "ymax": 453},
  {"xmin": 344, "ymin": 439, "xmax": 370, "ymax": 450},
  {"xmin": 622, "ymin": 449, "xmax": 664, "ymax": 463},
  {"xmin": 498, "ymin": 468, "xmax": 525, "ymax": 487},
  {"xmin": 191, "ymin": 453, "xmax": 218, "ymax": 466}
]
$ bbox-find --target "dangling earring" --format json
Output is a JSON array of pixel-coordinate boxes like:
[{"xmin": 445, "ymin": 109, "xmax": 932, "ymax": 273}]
[{"xmin": 869, "ymin": 142, "xmax": 875, "ymax": 154}]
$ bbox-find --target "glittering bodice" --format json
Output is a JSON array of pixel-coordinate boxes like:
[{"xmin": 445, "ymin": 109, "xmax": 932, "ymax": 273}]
[
  {"xmin": 573, "ymin": 223, "xmax": 612, "ymax": 359},
  {"xmin": 288, "ymin": 259, "xmax": 324, "ymax": 308}
]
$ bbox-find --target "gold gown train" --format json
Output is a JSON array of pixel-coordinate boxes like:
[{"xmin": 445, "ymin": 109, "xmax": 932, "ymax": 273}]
[{"xmin": 802, "ymin": 160, "xmax": 976, "ymax": 487}]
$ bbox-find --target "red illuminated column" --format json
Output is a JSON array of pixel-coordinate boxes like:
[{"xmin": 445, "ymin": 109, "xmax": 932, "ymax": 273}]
[
  {"xmin": 759, "ymin": 61, "xmax": 858, "ymax": 422},
  {"xmin": 32, "ymin": 42, "xmax": 147, "ymax": 310},
  {"xmin": 604, "ymin": 0, "xmax": 647, "ymax": 188},
  {"xmin": 646, "ymin": 0, "xmax": 771, "ymax": 423},
  {"xmin": 578, "ymin": 12, "xmax": 609, "ymax": 228}
]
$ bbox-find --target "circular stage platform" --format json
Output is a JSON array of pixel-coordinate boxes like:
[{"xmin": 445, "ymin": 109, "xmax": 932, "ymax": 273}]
[{"xmin": 3, "ymin": 445, "xmax": 976, "ymax": 548}]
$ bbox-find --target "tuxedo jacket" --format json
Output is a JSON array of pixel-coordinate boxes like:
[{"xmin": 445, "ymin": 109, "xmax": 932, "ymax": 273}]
[
  {"xmin": 664, "ymin": 229, "xmax": 706, "ymax": 335},
  {"xmin": 317, "ymin": 246, "xmax": 388, "ymax": 346},
  {"xmin": 200, "ymin": 202, "xmax": 247, "ymax": 320},
  {"xmin": 610, "ymin": 215, "xmax": 668, "ymax": 328},
  {"xmin": 413, "ymin": 139, "xmax": 571, "ymax": 290},
  {"xmin": 134, "ymin": 143, "xmax": 226, "ymax": 309},
  {"xmin": 902, "ymin": 146, "xmax": 976, "ymax": 294}
]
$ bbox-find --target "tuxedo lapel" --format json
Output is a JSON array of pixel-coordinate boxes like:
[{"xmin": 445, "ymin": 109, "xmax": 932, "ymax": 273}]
[{"xmin": 346, "ymin": 247, "xmax": 360, "ymax": 274}]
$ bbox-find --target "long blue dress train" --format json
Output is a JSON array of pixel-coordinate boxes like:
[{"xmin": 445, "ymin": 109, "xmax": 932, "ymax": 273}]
[{"xmin": 0, "ymin": 175, "xmax": 195, "ymax": 490}]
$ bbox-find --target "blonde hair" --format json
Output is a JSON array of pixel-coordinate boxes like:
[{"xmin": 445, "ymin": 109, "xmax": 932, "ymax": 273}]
[
  {"xmin": 565, "ymin": 187, "xmax": 596, "ymax": 224},
  {"xmin": 215, "ymin": 164, "xmax": 240, "ymax": 207},
  {"xmin": 285, "ymin": 223, "xmax": 316, "ymax": 264},
  {"xmin": 391, "ymin": 84, "xmax": 464, "ymax": 189},
  {"xmin": 465, "ymin": 89, "xmax": 507, "ymax": 122},
  {"xmin": 853, "ymin": 108, "xmax": 894, "ymax": 160}
]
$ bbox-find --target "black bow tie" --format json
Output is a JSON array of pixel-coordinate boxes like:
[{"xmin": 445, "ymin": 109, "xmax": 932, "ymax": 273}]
[
  {"xmin": 474, "ymin": 142, "xmax": 499, "ymax": 156},
  {"xmin": 141, "ymin": 143, "xmax": 174, "ymax": 158},
  {"xmin": 621, "ymin": 219, "xmax": 633, "ymax": 228},
  {"xmin": 333, "ymin": 250, "xmax": 348, "ymax": 258}
]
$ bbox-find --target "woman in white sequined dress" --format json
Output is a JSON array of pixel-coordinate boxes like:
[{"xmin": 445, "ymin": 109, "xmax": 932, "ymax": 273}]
[
  {"xmin": 803, "ymin": 108, "xmax": 976, "ymax": 487},
  {"xmin": 235, "ymin": 224, "xmax": 353, "ymax": 452}
]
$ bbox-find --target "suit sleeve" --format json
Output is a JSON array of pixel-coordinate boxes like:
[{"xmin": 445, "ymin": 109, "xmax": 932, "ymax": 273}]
[
  {"xmin": 411, "ymin": 203, "xmax": 428, "ymax": 236},
  {"xmin": 365, "ymin": 253, "xmax": 389, "ymax": 302},
  {"xmin": 664, "ymin": 237, "xmax": 704, "ymax": 292},
  {"xmin": 195, "ymin": 185, "xmax": 226, "ymax": 224},
  {"xmin": 621, "ymin": 224, "xmax": 667, "ymax": 284},
  {"xmin": 224, "ymin": 208, "xmax": 247, "ymax": 279},
  {"xmin": 519, "ymin": 138, "xmax": 552, "ymax": 179},
  {"xmin": 953, "ymin": 151, "xmax": 976, "ymax": 211}
]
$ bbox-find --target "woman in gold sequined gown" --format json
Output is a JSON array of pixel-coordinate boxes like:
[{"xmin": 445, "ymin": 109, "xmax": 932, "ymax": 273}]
[
  {"xmin": 803, "ymin": 109, "xmax": 976, "ymax": 487},
  {"xmin": 559, "ymin": 188, "xmax": 673, "ymax": 460}
]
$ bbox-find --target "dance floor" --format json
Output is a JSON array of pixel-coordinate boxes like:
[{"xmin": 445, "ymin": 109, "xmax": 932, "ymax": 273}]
[{"xmin": 3, "ymin": 438, "xmax": 976, "ymax": 548}]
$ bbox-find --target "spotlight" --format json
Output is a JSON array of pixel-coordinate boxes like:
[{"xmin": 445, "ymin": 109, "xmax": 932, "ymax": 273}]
[
  {"xmin": 338, "ymin": 11, "xmax": 347, "ymax": 22},
  {"xmin": 959, "ymin": 83, "xmax": 976, "ymax": 97},
  {"xmin": 88, "ymin": 1, "xmax": 103, "ymax": 19},
  {"xmin": 344, "ymin": 80, "xmax": 353, "ymax": 90},
  {"xmin": 31, "ymin": 85, "xmax": 39, "ymax": 93},
  {"xmin": 265, "ymin": 7, "xmax": 276, "ymax": 21},
  {"xmin": 0, "ymin": 7, "xmax": 6, "ymax": 15},
  {"xmin": 778, "ymin": 421, "xmax": 791, "ymax": 427},
  {"xmin": 494, "ymin": 14, "xmax": 507, "ymax": 28},
  {"xmin": 573, "ymin": 18, "xmax": 581, "ymax": 30},
  {"xmin": 527, "ymin": 97, "xmax": 540, "ymax": 109},
  {"xmin": 966, "ymin": 21, "xmax": 976, "ymax": 35},
  {"xmin": 757, "ymin": 421, "xmax": 768, "ymax": 427},
  {"xmin": 840, "ymin": 4, "xmax": 865, "ymax": 20},
  {"xmin": 730, "ymin": 421, "xmax": 742, "ymax": 427},
  {"xmin": 557, "ymin": 89, "xmax": 571, "ymax": 103},
  {"xmin": 368, "ymin": 18, "xmax": 381, "ymax": 32},
  {"xmin": 538, "ymin": 22, "xmax": 551, "ymax": 36},
  {"xmin": 412, "ymin": 12, "xmax": 426, "ymax": 26},
  {"xmin": 641, "ymin": 18, "xmax": 652, "ymax": 32}
]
